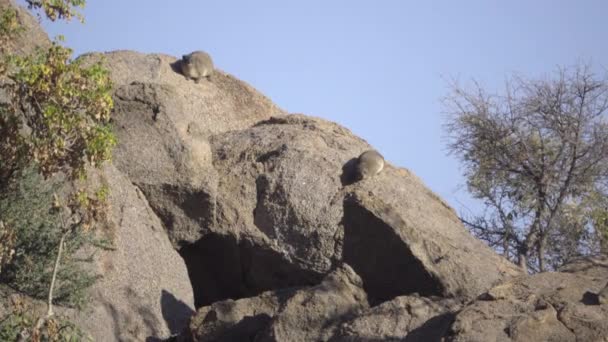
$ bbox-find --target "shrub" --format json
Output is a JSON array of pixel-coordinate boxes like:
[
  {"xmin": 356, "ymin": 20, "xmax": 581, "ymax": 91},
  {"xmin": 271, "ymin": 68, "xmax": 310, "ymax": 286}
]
[{"xmin": 0, "ymin": 168, "xmax": 98, "ymax": 308}]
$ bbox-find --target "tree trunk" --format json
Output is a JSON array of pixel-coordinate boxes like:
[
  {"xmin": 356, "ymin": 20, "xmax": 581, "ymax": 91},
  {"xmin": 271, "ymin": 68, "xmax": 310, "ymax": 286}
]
[
  {"xmin": 503, "ymin": 229, "xmax": 510, "ymax": 258},
  {"xmin": 538, "ymin": 238, "xmax": 545, "ymax": 272},
  {"xmin": 47, "ymin": 230, "xmax": 68, "ymax": 317},
  {"xmin": 518, "ymin": 250, "xmax": 528, "ymax": 274},
  {"xmin": 519, "ymin": 227, "xmax": 540, "ymax": 274}
]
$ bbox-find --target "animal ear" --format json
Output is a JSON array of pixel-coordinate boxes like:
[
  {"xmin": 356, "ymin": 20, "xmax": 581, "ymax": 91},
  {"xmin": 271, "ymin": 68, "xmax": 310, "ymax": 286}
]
[{"xmin": 182, "ymin": 55, "xmax": 189, "ymax": 61}]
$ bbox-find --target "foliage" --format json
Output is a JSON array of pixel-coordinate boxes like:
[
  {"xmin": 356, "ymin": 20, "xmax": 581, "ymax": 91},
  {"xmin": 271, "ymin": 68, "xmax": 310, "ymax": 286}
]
[
  {"xmin": 0, "ymin": 169, "xmax": 100, "ymax": 308},
  {"xmin": 0, "ymin": 8, "xmax": 24, "ymax": 76},
  {"xmin": 1, "ymin": 38, "xmax": 115, "ymax": 182},
  {"xmin": 0, "ymin": 293, "xmax": 90, "ymax": 341},
  {"xmin": 0, "ymin": 0, "xmax": 115, "ymax": 336},
  {"xmin": 24, "ymin": 0, "xmax": 86, "ymax": 22},
  {"xmin": 445, "ymin": 65, "xmax": 608, "ymax": 272},
  {"xmin": 0, "ymin": 221, "xmax": 16, "ymax": 274},
  {"xmin": 0, "ymin": 8, "xmax": 22, "ymax": 49}
]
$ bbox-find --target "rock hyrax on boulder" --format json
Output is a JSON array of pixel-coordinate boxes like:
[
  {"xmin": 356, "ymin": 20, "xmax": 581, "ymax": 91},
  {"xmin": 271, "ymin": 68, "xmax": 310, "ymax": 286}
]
[
  {"xmin": 356, "ymin": 150, "xmax": 384, "ymax": 180},
  {"xmin": 180, "ymin": 50, "xmax": 214, "ymax": 83}
]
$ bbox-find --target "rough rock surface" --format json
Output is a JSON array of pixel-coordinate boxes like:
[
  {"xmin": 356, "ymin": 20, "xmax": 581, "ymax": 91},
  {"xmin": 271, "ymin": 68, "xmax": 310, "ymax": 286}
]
[
  {"xmin": 186, "ymin": 271, "xmax": 461, "ymax": 342},
  {"xmin": 80, "ymin": 50, "xmax": 285, "ymax": 247},
  {"xmin": 189, "ymin": 264, "xmax": 368, "ymax": 342},
  {"xmin": 70, "ymin": 165, "xmax": 194, "ymax": 341},
  {"xmin": 330, "ymin": 294, "xmax": 460, "ymax": 341},
  {"xmin": 446, "ymin": 255, "xmax": 608, "ymax": 342},
  {"xmin": 77, "ymin": 43, "xmax": 521, "ymax": 309},
  {"xmin": 186, "ymin": 256, "xmax": 608, "ymax": 342}
]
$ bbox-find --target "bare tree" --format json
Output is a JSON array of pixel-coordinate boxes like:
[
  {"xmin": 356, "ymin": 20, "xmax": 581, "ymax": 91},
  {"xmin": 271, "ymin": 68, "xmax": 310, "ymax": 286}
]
[{"xmin": 444, "ymin": 65, "xmax": 608, "ymax": 273}]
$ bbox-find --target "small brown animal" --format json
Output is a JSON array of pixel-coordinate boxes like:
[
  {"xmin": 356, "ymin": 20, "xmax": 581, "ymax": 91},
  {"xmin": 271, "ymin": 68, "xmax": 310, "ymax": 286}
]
[
  {"xmin": 356, "ymin": 150, "xmax": 384, "ymax": 180},
  {"xmin": 181, "ymin": 51, "xmax": 214, "ymax": 83}
]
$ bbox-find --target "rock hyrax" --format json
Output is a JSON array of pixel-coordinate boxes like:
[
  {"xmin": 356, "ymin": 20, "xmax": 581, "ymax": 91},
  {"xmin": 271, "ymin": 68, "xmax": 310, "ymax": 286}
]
[
  {"xmin": 356, "ymin": 150, "xmax": 384, "ymax": 180},
  {"xmin": 181, "ymin": 50, "xmax": 214, "ymax": 83}
]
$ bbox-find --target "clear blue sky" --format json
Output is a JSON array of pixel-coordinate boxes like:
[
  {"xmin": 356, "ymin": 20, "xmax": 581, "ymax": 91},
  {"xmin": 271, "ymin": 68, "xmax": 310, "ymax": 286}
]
[{"xmin": 30, "ymin": 0, "xmax": 608, "ymax": 214}]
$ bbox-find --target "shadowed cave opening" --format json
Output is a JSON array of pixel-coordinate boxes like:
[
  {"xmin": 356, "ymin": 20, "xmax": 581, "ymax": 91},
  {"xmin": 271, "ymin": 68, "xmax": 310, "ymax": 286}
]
[
  {"xmin": 179, "ymin": 233, "xmax": 323, "ymax": 308},
  {"xmin": 342, "ymin": 198, "xmax": 444, "ymax": 304}
]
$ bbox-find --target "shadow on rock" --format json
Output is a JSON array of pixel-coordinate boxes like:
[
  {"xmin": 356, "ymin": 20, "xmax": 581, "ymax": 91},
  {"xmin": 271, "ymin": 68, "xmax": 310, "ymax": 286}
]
[
  {"xmin": 342, "ymin": 195, "xmax": 444, "ymax": 304},
  {"xmin": 170, "ymin": 60, "xmax": 183, "ymax": 77},
  {"xmin": 341, "ymin": 157, "xmax": 359, "ymax": 186},
  {"xmin": 581, "ymin": 291, "xmax": 601, "ymax": 305},
  {"xmin": 161, "ymin": 289, "xmax": 195, "ymax": 334},
  {"xmin": 404, "ymin": 312, "xmax": 455, "ymax": 342},
  {"xmin": 180, "ymin": 233, "xmax": 322, "ymax": 308}
]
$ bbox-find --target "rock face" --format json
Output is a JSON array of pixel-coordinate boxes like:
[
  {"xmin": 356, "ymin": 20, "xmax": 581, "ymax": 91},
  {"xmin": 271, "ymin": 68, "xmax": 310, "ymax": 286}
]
[
  {"xmin": 69, "ymin": 166, "xmax": 195, "ymax": 341},
  {"xmin": 202, "ymin": 112, "xmax": 519, "ymax": 305}
]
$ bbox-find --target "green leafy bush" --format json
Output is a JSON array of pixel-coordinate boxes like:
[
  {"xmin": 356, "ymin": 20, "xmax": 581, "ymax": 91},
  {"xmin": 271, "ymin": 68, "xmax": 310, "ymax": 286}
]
[
  {"xmin": 0, "ymin": 169, "xmax": 98, "ymax": 308},
  {"xmin": 2, "ymin": 38, "xmax": 115, "ymax": 181}
]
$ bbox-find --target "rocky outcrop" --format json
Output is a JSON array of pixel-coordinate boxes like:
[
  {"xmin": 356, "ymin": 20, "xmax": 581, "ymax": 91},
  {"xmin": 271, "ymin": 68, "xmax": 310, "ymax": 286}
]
[
  {"xmin": 187, "ymin": 256, "xmax": 608, "ymax": 342},
  {"xmin": 100, "ymin": 59, "xmax": 521, "ymax": 305},
  {"xmin": 82, "ymin": 24, "xmax": 520, "ymax": 341},
  {"xmin": 5, "ymin": 1, "xmax": 608, "ymax": 340}
]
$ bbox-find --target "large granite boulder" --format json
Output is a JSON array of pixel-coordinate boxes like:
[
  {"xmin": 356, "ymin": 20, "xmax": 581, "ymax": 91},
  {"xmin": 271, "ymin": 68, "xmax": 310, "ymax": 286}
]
[
  {"xmin": 69, "ymin": 165, "xmax": 195, "ymax": 341},
  {"xmin": 81, "ymin": 46, "xmax": 522, "ymax": 311}
]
